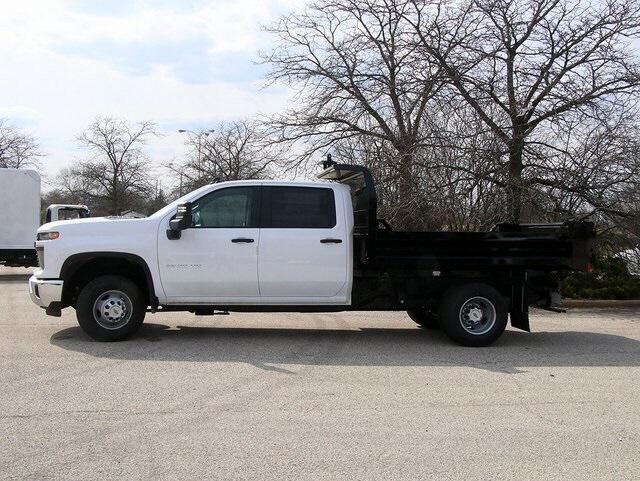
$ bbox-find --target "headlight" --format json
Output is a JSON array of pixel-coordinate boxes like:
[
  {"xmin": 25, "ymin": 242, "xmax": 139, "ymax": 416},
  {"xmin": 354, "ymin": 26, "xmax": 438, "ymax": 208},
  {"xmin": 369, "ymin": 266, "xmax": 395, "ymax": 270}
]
[{"xmin": 37, "ymin": 231, "xmax": 60, "ymax": 241}]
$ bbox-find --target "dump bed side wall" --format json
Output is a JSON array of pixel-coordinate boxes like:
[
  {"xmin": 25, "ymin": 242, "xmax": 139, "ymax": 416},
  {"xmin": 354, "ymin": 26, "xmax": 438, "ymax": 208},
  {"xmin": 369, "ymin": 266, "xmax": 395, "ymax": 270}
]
[{"xmin": 370, "ymin": 228, "xmax": 592, "ymax": 272}]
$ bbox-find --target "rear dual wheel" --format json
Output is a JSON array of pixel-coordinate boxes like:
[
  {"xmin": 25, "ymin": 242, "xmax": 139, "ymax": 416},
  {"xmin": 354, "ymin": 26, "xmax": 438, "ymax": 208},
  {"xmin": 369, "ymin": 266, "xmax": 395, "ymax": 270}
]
[
  {"xmin": 409, "ymin": 283, "xmax": 508, "ymax": 347},
  {"xmin": 439, "ymin": 283, "xmax": 508, "ymax": 347}
]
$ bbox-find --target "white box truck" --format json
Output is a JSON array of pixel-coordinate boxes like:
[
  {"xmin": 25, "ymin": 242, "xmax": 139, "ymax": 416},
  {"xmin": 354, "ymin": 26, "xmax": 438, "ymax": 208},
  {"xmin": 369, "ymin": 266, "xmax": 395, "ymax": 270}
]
[{"xmin": 0, "ymin": 168, "xmax": 89, "ymax": 267}]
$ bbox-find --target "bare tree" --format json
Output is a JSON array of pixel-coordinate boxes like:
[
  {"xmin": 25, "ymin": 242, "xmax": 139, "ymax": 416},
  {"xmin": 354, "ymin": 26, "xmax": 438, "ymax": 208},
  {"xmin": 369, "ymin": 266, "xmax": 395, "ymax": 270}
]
[
  {"xmin": 408, "ymin": 0, "xmax": 640, "ymax": 222},
  {"xmin": 167, "ymin": 120, "xmax": 282, "ymax": 195},
  {"xmin": 332, "ymin": 95, "xmax": 514, "ymax": 231},
  {"xmin": 525, "ymin": 112, "xmax": 640, "ymax": 218},
  {"xmin": 262, "ymin": 0, "xmax": 446, "ymax": 228},
  {"xmin": 0, "ymin": 119, "xmax": 42, "ymax": 169},
  {"xmin": 63, "ymin": 117, "xmax": 157, "ymax": 215}
]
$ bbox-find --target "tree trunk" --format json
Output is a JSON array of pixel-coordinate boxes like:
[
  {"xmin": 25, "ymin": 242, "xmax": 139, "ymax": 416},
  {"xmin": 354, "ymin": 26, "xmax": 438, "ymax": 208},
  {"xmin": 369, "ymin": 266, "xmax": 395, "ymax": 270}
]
[
  {"xmin": 507, "ymin": 141, "xmax": 524, "ymax": 224},
  {"xmin": 397, "ymin": 149, "xmax": 415, "ymax": 229}
]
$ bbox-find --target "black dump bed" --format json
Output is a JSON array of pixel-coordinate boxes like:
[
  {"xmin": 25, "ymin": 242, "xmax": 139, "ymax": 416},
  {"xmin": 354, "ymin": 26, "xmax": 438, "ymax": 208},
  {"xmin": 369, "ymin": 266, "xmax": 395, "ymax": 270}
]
[
  {"xmin": 375, "ymin": 223, "xmax": 594, "ymax": 272},
  {"xmin": 318, "ymin": 162, "xmax": 595, "ymax": 273}
]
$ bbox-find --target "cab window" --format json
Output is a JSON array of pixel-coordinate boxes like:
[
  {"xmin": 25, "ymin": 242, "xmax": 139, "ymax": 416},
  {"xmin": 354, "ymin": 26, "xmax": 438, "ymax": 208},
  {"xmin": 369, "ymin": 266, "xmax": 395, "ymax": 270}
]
[
  {"xmin": 191, "ymin": 187, "xmax": 259, "ymax": 228},
  {"xmin": 265, "ymin": 186, "xmax": 336, "ymax": 228}
]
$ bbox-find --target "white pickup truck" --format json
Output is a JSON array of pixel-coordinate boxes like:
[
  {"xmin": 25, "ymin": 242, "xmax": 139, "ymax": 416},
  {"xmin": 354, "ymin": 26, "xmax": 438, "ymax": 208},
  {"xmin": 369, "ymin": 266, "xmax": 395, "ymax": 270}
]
[{"xmin": 29, "ymin": 161, "xmax": 595, "ymax": 346}]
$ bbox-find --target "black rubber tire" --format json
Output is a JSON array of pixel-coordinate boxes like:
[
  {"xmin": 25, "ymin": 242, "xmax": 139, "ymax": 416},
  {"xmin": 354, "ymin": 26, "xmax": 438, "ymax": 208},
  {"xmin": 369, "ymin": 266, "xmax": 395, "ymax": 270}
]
[
  {"xmin": 75, "ymin": 275, "xmax": 146, "ymax": 341},
  {"xmin": 438, "ymin": 283, "xmax": 508, "ymax": 347},
  {"xmin": 407, "ymin": 309, "xmax": 440, "ymax": 329}
]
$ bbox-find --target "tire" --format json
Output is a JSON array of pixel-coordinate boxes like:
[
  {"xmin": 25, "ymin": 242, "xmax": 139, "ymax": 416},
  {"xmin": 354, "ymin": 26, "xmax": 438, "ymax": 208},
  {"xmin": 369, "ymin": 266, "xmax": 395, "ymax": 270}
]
[
  {"xmin": 75, "ymin": 275, "xmax": 146, "ymax": 341},
  {"xmin": 438, "ymin": 283, "xmax": 508, "ymax": 347},
  {"xmin": 407, "ymin": 309, "xmax": 440, "ymax": 329}
]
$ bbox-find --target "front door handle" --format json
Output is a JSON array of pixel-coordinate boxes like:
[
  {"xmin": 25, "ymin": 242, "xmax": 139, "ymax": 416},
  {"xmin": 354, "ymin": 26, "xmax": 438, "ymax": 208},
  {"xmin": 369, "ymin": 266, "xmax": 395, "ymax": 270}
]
[
  {"xmin": 231, "ymin": 238, "xmax": 254, "ymax": 243},
  {"xmin": 320, "ymin": 238, "xmax": 343, "ymax": 244}
]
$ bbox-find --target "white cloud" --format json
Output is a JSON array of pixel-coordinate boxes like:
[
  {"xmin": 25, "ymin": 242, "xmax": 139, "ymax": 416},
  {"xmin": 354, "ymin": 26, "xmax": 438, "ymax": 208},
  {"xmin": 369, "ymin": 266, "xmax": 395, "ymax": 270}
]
[
  {"xmin": 2, "ymin": 0, "xmax": 303, "ymax": 51},
  {"xmin": 0, "ymin": 0, "xmax": 304, "ymax": 181}
]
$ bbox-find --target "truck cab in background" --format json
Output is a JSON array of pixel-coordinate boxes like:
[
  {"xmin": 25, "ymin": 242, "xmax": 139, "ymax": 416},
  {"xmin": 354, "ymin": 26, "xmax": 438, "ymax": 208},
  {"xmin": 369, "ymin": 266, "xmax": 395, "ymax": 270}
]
[{"xmin": 45, "ymin": 204, "xmax": 90, "ymax": 223}]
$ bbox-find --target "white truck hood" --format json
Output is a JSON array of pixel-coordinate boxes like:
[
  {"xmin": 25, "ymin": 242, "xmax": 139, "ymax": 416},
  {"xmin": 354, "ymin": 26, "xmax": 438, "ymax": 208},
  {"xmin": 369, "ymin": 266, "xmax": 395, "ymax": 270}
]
[{"xmin": 38, "ymin": 216, "xmax": 147, "ymax": 233}]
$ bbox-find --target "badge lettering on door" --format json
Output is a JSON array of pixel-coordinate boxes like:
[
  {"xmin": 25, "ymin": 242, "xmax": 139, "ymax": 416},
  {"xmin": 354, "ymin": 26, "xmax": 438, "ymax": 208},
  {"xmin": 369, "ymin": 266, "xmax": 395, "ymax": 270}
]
[{"xmin": 166, "ymin": 264, "xmax": 202, "ymax": 269}]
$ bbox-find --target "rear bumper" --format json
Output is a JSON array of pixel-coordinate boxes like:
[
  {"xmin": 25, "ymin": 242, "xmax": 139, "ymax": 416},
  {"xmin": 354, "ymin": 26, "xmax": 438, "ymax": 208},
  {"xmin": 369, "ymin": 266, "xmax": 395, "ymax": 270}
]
[{"xmin": 29, "ymin": 276, "xmax": 63, "ymax": 308}]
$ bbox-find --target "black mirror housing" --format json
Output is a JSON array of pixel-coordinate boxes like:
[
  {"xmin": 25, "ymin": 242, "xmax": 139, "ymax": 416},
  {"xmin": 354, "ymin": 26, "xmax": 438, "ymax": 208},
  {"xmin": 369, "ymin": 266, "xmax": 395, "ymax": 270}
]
[
  {"xmin": 167, "ymin": 202, "xmax": 192, "ymax": 240},
  {"xmin": 169, "ymin": 218, "xmax": 186, "ymax": 231}
]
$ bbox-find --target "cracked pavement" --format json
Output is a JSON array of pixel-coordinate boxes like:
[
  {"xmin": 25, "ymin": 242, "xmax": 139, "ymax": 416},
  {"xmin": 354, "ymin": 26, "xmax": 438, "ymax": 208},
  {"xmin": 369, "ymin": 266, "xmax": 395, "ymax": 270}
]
[{"xmin": 1, "ymin": 268, "xmax": 639, "ymax": 480}]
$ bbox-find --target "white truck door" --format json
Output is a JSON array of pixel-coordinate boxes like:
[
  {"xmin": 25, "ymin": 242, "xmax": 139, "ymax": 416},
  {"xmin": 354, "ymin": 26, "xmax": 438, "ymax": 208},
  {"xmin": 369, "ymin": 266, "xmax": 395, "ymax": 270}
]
[
  {"xmin": 157, "ymin": 186, "xmax": 260, "ymax": 302},
  {"xmin": 258, "ymin": 185, "xmax": 350, "ymax": 302}
]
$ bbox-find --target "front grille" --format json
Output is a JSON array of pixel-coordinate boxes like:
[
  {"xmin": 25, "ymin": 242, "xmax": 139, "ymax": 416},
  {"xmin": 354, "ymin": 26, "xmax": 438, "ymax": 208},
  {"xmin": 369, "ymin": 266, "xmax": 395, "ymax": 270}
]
[{"xmin": 36, "ymin": 247, "xmax": 44, "ymax": 268}]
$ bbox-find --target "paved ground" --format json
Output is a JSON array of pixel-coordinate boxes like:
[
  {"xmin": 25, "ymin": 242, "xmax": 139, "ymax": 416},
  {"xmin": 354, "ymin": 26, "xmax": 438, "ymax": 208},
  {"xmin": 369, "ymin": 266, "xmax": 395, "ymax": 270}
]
[{"xmin": 1, "ymin": 268, "xmax": 639, "ymax": 481}]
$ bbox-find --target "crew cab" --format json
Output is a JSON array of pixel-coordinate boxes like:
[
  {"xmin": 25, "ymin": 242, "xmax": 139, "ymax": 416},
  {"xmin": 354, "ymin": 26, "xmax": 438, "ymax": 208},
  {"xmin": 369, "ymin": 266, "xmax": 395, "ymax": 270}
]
[{"xmin": 29, "ymin": 161, "xmax": 595, "ymax": 346}]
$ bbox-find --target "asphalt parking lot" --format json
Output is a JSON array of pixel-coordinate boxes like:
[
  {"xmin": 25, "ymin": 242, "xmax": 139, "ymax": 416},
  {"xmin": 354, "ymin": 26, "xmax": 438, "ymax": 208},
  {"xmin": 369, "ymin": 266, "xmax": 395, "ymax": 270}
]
[{"xmin": 1, "ymin": 268, "xmax": 639, "ymax": 481}]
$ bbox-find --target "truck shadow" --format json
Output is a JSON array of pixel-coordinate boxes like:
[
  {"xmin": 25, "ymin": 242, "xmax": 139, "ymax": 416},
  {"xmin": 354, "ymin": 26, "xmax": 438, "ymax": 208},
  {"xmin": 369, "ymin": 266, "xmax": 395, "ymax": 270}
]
[{"xmin": 50, "ymin": 323, "xmax": 640, "ymax": 373}]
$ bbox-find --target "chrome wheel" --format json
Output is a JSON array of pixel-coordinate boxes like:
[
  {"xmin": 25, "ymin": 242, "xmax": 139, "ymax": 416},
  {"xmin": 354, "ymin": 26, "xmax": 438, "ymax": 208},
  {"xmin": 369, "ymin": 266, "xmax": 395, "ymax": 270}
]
[
  {"xmin": 92, "ymin": 290, "xmax": 133, "ymax": 330},
  {"xmin": 458, "ymin": 296, "xmax": 496, "ymax": 335}
]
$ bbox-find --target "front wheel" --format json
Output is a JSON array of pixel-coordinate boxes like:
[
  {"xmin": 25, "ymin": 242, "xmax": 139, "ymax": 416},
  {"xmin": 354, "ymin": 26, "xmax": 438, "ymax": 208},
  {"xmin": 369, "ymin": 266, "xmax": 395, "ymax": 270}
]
[
  {"xmin": 439, "ymin": 283, "xmax": 508, "ymax": 347},
  {"xmin": 76, "ymin": 275, "xmax": 146, "ymax": 341}
]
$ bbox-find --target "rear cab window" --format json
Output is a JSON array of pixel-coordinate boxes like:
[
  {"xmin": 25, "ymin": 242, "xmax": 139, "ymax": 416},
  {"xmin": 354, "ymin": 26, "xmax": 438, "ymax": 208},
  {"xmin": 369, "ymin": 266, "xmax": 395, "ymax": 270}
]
[{"xmin": 263, "ymin": 186, "xmax": 336, "ymax": 228}]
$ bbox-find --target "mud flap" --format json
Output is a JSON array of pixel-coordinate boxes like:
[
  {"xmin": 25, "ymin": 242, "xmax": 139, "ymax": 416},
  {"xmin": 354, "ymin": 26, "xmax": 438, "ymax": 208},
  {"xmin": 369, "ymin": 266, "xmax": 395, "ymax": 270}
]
[{"xmin": 510, "ymin": 271, "xmax": 530, "ymax": 332}]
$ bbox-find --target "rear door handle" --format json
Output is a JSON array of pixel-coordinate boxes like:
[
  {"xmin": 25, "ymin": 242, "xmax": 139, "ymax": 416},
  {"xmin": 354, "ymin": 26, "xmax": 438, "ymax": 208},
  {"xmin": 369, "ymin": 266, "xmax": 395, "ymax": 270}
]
[
  {"xmin": 231, "ymin": 238, "xmax": 254, "ymax": 243},
  {"xmin": 320, "ymin": 238, "xmax": 343, "ymax": 244}
]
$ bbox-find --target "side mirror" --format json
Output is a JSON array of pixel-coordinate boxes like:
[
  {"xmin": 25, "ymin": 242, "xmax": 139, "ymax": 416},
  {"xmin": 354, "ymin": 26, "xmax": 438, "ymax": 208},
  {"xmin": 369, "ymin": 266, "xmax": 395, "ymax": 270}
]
[{"xmin": 166, "ymin": 202, "xmax": 192, "ymax": 240}]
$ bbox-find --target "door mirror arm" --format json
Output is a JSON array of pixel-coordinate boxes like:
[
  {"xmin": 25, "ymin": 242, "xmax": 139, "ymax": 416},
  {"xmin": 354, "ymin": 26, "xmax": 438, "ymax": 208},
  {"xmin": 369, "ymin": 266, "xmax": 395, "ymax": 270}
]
[{"xmin": 166, "ymin": 202, "xmax": 192, "ymax": 240}]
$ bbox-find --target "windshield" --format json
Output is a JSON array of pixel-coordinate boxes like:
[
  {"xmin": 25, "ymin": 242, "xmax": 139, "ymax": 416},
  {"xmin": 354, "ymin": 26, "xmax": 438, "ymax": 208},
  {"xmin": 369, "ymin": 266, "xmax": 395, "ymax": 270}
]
[{"xmin": 58, "ymin": 208, "xmax": 89, "ymax": 220}]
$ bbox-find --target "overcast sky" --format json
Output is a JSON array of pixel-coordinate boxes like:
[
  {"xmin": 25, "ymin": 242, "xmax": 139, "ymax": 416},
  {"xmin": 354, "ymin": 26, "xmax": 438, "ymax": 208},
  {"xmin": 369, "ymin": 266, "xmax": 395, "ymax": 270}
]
[{"xmin": 0, "ymin": 0, "xmax": 303, "ymax": 185}]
